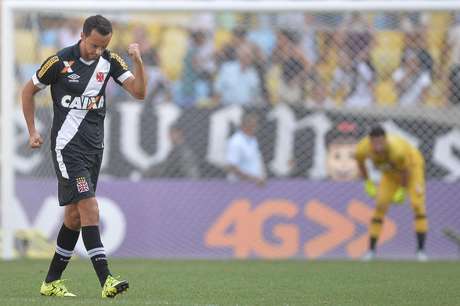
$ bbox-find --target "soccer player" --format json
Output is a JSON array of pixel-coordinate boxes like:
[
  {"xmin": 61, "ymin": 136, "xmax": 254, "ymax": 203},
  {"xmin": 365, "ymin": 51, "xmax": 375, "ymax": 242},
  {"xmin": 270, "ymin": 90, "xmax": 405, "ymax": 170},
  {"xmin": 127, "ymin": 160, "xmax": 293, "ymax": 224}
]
[
  {"xmin": 354, "ymin": 125, "xmax": 428, "ymax": 261},
  {"xmin": 21, "ymin": 15, "xmax": 146, "ymax": 297}
]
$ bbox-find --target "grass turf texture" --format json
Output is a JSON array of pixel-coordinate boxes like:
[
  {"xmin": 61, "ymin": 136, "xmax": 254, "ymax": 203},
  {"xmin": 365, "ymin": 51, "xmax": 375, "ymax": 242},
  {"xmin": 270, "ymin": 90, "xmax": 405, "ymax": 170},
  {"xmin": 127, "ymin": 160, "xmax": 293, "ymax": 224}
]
[{"xmin": 0, "ymin": 259, "xmax": 458, "ymax": 306}]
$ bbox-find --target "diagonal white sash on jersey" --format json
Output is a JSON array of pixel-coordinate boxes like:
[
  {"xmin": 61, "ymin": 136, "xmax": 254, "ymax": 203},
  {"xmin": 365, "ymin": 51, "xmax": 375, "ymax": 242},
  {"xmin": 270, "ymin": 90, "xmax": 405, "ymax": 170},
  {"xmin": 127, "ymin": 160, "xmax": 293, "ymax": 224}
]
[{"xmin": 55, "ymin": 57, "xmax": 110, "ymax": 179}]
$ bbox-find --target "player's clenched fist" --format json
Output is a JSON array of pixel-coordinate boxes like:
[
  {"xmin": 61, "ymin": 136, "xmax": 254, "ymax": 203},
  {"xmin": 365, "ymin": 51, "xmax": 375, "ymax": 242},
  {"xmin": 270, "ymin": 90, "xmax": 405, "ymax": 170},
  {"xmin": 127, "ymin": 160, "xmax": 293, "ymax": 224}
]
[
  {"xmin": 127, "ymin": 43, "xmax": 142, "ymax": 61},
  {"xmin": 29, "ymin": 131, "xmax": 44, "ymax": 149}
]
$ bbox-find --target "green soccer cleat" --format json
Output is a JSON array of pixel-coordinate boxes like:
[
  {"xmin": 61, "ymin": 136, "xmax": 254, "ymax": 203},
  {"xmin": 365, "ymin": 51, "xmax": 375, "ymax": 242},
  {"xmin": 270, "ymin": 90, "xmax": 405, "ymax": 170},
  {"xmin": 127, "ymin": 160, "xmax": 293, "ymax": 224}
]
[
  {"xmin": 101, "ymin": 275, "xmax": 129, "ymax": 298},
  {"xmin": 40, "ymin": 279, "xmax": 76, "ymax": 297}
]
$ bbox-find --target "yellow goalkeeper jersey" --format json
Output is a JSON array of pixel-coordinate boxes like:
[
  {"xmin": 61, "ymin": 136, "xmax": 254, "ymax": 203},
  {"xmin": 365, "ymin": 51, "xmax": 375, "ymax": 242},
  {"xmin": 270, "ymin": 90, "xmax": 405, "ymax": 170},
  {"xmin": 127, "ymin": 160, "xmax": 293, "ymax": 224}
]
[{"xmin": 355, "ymin": 134, "xmax": 423, "ymax": 174}]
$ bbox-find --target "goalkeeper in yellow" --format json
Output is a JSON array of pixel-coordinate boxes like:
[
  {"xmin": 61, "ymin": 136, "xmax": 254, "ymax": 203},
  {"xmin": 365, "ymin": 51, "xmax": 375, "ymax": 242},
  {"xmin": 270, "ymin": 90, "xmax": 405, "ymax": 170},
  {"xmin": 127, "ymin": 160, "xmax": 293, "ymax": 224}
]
[{"xmin": 355, "ymin": 125, "xmax": 428, "ymax": 261}]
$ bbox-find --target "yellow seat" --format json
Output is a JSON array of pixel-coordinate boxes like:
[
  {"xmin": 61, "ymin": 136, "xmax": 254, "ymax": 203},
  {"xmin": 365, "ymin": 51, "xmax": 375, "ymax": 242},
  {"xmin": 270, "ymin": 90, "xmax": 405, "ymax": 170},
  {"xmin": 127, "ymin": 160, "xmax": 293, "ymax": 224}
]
[
  {"xmin": 118, "ymin": 26, "xmax": 135, "ymax": 50},
  {"xmin": 371, "ymin": 31, "xmax": 404, "ymax": 79},
  {"xmin": 375, "ymin": 79, "xmax": 398, "ymax": 107},
  {"xmin": 425, "ymin": 80, "xmax": 447, "ymax": 107},
  {"xmin": 38, "ymin": 46, "xmax": 58, "ymax": 63},
  {"xmin": 266, "ymin": 65, "xmax": 281, "ymax": 105},
  {"xmin": 428, "ymin": 13, "xmax": 451, "ymax": 30},
  {"xmin": 426, "ymin": 13, "xmax": 451, "ymax": 66},
  {"xmin": 159, "ymin": 27, "xmax": 188, "ymax": 80},
  {"xmin": 15, "ymin": 30, "xmax": 37, "ymax": 64},
  {"xmin": 147, "ymin": 23, "xmax": 162, "ymax": 47},
  {"xmin": 214, "ymin": 29, "xmax": 232, "ymax": 50}
]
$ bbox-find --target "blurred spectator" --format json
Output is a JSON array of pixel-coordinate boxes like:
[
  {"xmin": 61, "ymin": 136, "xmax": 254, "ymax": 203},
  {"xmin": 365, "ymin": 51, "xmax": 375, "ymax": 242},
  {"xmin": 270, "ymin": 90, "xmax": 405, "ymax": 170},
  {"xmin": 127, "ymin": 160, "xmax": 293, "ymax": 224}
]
[
  {"xmin": 248, "ymin": 14, "xmax": 277, "ymax": 59},
  {"xmin": 191, "ymin": 13, "xmax": 216, "ymax": 33},
  {"xmin": 448, "ymin": 66, "xmax": 460, "ymax": 106},
  {"xmin": 132, "ymin": 25, "xmax": 157, "ymax": 66},
  {"xmin": 373, "ymin": 13, "xmax": 400, "ymax": 30},
  {"xmin": 179, "ymin": 30, "xmax": 215, "ymax": 107},
  {"xmin": 331, "ymin": 51, "xmax": 375, "ymax": 107},
  {"xmin": 144, "ymin": 124, "xmax": 200, "ymax": 178},
  {"xmin": 315, "ymin": 12, "xmax": 344, "ymax": 29},
  {"xmin": 338, "ymin": 12, "xmax": 374, "ymax": 62},
  {"xmin": 226, "ymin": 113, "xmax": 265, "ymax": 186},
  {"xmin": 272, "ymin": 29, "xmax": 309, "ymax": 106},
  {"xmin": 445, "ymin": 13, "xmax": 460, "ymax": 105},
  {"xmin": 214, "ymin": 45, "xmax": 261, "ymax": 106},
  {"xmin": 216, "ymin": 26, "xmax": 264, "ymax": 65},
  {"xmin": 216, "ymin": 26, "xmax": 268, "ymax": 101},
  {"xmin": 275, "ymin": 12, "xmax": 304, "ymax": 30},
  {"xmin": 392, "ymin": 49, "xmax": 431, "ymax": 106},
  {"xmin": 300, "ymin": 13, "xmax": 319, "ymax": 65},
  {"xmin": 305, "ymin": 77, "xmax": 335, "ymax": 109},
  {"xmin": 145, "ymin": 48, "xmax": 172, "ymax": 104},
  {"xmin": 38, "ymin": 17, "xmax": 60, "ymax": 48},
  {"xmin": 400, "ymin": 12, "xmax": 429, "ymax": 33},
  {"xmin": 58, "ymin": 18, "xmax": 81, "ymax": 49},
  {"xmin": 402, "ymin": 31, "xmax": 433, "ymax": 75}
]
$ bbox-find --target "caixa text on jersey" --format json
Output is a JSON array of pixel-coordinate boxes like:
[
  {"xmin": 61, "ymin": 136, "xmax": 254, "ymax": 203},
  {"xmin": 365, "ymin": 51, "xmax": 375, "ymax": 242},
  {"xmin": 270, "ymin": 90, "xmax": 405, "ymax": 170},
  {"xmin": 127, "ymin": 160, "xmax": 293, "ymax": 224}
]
[{"xmin": 60, "ymin": 95, "xmax": 105, "ymax": 110}]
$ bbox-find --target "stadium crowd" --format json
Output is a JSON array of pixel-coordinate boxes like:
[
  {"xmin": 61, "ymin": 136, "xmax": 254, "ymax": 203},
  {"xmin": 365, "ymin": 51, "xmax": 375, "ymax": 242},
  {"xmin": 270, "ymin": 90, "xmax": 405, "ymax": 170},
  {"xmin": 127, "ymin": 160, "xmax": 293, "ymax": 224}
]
[{"xmin": 15, "ymin": 11, "xmax": 460, "ymax": 108}]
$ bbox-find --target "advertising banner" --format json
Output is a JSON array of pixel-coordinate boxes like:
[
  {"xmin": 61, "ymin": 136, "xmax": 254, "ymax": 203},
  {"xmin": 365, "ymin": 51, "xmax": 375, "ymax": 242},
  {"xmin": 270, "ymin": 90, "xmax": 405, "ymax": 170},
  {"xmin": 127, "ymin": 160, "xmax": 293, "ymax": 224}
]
[{"xmin": 14, "ymin": 179, "xmax": 460, "ymax": 260}]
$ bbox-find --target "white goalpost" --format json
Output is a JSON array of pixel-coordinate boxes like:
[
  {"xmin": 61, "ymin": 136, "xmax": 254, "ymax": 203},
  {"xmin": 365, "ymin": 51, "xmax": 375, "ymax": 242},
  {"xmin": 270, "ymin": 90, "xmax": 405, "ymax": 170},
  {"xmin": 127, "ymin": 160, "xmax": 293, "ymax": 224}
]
[{"xmin": 2, "ymin": 0, "xmax": 460, "ymax": 260}]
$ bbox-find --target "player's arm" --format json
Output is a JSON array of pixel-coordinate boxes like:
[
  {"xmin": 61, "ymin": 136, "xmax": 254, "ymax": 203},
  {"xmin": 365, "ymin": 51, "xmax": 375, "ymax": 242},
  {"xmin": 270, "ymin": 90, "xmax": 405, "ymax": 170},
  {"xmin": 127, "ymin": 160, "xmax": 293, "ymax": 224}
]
[
  {"xmin": 392, "ymin": 144, "xmax": 411, "ymax": 188},
  {"xmin": 400, "ymin": 168, "xmax": 409, "ymax": 188},
  {"xmin": 22, "ymin": 55, "xmax": 61, "ymax": 149},
  {"xmin": 122, "ymin": 43, "xmax": 146, "ymax": 100},
  {"xmin": 354, "ymin": 140, "xmax": 377, "ymax": 197},
  {"xmin": 22, "ymin": 80, "xmax": 44, "ymax": 148},
  {"xmin": 391, "ymin": 148, "xmax": 411, "ymax": 203},
  {"xmin": 356, "ymin": 158, "xmax": 368, "ymax": 180},
  {"xmin": 354, "ymin": 141, "xmax": 369, "ymax": 180}
]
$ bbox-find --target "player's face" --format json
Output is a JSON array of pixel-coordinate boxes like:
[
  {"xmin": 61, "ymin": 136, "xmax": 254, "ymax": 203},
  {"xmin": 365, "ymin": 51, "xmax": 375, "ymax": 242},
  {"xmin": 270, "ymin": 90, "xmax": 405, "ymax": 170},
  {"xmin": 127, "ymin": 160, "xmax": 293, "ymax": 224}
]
[
  {"xmin": 80, "ymin": 29, "xmax": 112, "ymax": 61},
  {"xmin": 370, "ymin": 135, "xmax": 387, "ymax": 155}
]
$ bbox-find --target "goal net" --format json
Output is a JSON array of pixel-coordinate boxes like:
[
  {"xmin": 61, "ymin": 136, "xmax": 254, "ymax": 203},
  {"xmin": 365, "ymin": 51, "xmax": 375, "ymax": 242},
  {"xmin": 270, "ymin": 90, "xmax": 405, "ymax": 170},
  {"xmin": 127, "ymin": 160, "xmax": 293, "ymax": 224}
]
[{"xmin": 2, "ymin": 0, "xmax": 460, "ymax": 260}]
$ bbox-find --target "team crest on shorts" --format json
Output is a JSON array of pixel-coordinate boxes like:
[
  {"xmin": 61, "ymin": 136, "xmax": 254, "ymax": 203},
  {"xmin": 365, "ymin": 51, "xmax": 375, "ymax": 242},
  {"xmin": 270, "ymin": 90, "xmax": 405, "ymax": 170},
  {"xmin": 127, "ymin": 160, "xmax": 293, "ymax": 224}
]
[{"xmin": 76, "ymin": 177, "xmax": 89, "ymax": 193}]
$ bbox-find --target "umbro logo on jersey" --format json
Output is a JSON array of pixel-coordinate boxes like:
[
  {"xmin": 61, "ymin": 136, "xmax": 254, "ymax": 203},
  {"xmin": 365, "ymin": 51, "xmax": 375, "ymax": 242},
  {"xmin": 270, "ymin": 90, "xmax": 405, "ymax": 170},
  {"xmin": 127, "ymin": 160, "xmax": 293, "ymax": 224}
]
[{"xmin": 67, "ymin": 73, "xmax": 80, "ymax": 82}]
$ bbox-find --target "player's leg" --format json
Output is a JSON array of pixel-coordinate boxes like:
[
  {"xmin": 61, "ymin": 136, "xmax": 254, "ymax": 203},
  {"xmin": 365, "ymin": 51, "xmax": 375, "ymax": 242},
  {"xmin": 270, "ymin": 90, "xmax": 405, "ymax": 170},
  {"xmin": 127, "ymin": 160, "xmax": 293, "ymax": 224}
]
[
  {"xmin": 43, "ymin": 204, "xmax": 81, "ymax": 282},
  {"xmin": 77, "ymin": 152, "xmax": 128, "ymax": 298},
  {"xmin": 409, "ymin": 156, "xmax": 428, "ymax": 261},
  {"xmin": 78, "ymin": 196, "xmax": 110, "ymax": 284},
  {"xmin": 78, "ymin": 195, "xmax": 129, "ymax": 297},
  {"xmin": 40, "ymin": 204, "xmax": 80, "ymax": 296},
  {"xmin": 41, "ymin": 151, "xmax": 83, "ymax": 297},
  {"xmin": 365, "ymin": 173, "xmax": 398, "ymax": 259}
]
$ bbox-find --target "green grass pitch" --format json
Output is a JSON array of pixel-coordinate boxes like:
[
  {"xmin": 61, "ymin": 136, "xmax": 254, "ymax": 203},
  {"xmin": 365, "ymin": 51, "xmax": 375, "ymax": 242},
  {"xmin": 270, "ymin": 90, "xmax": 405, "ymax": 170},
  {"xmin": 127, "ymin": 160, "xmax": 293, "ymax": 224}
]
[{"xmin": 0, "ymin": 259, "xmax": 459, "ymax": 306}]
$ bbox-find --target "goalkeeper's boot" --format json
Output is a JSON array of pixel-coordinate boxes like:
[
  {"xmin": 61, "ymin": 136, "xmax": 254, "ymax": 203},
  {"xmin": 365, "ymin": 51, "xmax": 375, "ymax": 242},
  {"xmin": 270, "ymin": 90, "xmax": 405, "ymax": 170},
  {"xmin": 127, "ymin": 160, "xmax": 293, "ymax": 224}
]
[
  {"xmin": 40, "ymin": 279, "xmax": 76, "ymax": 297},
  {"xmin": 361, "ymin": 250, "xmax": 376, "ymax": 262},
  {"xmin": 101, "ymin": 275, "xmax": 129, "ymax": 298},
  {"xmin": 416, "ymin": 251, "xmax": 428, "ymax": 262}
]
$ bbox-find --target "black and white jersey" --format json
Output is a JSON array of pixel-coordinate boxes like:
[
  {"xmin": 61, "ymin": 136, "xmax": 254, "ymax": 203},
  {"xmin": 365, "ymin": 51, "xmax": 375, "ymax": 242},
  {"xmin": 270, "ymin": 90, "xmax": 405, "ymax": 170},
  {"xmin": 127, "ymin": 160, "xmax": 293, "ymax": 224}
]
[{"xmin": 32, "ymin": 41, "xmax": 132, "ymax": 177}]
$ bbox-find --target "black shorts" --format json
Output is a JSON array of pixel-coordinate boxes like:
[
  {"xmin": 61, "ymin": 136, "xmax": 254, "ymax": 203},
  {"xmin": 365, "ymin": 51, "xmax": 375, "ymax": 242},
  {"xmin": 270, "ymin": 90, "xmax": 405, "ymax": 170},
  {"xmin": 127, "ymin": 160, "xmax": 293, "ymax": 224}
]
[{"xmin": 52, "ymin": 148, "xmax": 103, "ymax": 206}]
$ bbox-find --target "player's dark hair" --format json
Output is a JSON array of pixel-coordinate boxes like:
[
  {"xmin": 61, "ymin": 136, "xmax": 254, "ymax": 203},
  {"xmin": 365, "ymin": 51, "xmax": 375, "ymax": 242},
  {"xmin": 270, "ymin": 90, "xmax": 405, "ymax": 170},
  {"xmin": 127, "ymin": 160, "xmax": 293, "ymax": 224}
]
[
  {"xmin": 369, "ymin": 125, "xmax": 386, "ymax": 138},
  {"xmin": 83, "ymin": 15, "xmax": 112, "ymax": 36}
]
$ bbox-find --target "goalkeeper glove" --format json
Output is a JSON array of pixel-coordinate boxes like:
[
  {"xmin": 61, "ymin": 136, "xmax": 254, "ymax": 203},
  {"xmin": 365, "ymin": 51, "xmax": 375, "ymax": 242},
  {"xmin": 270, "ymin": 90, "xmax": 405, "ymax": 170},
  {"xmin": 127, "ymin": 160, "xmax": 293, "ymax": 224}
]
[
  {"xmin": 364, "ymin": 180, "xmax": 377, "ymax": 198},
  {"xmin": 392, "ymin": 187, "xmax": 407, "ymax": 204}
]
